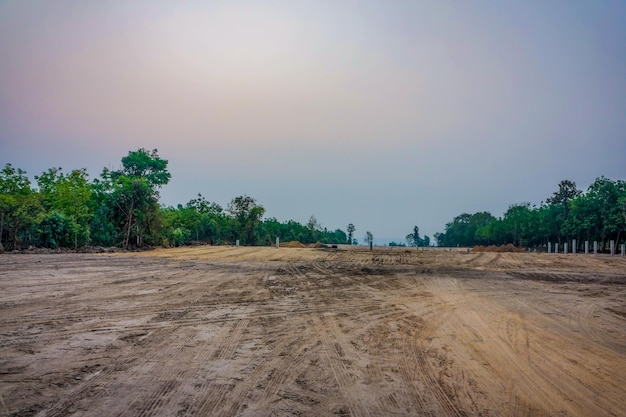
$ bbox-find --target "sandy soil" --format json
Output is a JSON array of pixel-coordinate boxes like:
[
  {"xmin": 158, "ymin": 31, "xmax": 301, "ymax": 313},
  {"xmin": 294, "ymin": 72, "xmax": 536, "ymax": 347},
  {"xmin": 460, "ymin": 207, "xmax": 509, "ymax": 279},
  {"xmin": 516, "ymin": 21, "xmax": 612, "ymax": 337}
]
[{"xmin": 1, "ymin": 246, "xmax": 625, "ymax": 417}]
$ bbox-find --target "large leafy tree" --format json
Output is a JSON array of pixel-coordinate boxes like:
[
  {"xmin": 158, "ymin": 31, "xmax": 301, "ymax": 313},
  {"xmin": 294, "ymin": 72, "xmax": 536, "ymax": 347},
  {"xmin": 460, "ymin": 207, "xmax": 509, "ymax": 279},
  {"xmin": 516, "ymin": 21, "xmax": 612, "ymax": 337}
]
[
  {"xmin": 0, "ymin": 164, "xmax": 44, "ymax": 250},
  {"xmin": 545, "ymin": 180, "xmax": 581, "ymax": 244},
  {"xmin": 90, "ymin": 167, "xmax": 118, "ymax": 246},
  {"xmin": 35, "ymin": 167, "xmax": 93, "ymax": 247},
  {"xmin": 442, "ymin": 213, "xmax": 472, "ymax": 247},
  {"xmin": 227, "ymin": 195, "xmax": 265, "ymax": 245},
  {"xmin": 97, "ymin": 149, "xmax": 171, "ymax": 248},
  {"xmin": 406, "ymin": 226, "xmax": 420, "ymax": 247},
  {"xmin": 502, "ymin": 203, "xmax": 532, "ymax": 247},
  {"xmin": 583, "ymin": 177, "xmax": 626, "ymax": 247}
]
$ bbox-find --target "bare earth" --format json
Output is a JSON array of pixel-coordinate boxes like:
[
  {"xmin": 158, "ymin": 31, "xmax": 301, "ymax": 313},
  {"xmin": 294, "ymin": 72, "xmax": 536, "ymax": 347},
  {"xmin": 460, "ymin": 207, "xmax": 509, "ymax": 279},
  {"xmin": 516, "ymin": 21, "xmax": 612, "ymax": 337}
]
[{"xmin": 1, "ymin": 246, "xmax": 625, "ymax": 417}]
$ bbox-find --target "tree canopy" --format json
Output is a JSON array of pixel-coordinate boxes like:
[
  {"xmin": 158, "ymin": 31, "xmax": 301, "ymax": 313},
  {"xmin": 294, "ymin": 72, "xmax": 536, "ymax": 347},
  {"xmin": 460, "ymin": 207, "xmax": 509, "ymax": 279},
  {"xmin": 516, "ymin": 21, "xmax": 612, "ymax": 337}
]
[
  {"xmin": 437, "ymin": 178, "xmax": 626, "ymax": 251},
  {"xmin": 0, "ymin": 150, "xmax": 349, "ymax": 250},
  {"xmin": 1, "ymin": 152, "xmax": 623, "ymax": 252}
]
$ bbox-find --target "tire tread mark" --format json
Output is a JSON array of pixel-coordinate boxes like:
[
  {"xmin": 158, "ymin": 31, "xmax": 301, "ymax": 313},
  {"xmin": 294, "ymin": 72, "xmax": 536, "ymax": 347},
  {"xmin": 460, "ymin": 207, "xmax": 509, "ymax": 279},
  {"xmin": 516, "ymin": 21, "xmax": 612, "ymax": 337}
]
[{"xmin": 320, "ymin": 315, "xmax": 372, "ymax": 417}]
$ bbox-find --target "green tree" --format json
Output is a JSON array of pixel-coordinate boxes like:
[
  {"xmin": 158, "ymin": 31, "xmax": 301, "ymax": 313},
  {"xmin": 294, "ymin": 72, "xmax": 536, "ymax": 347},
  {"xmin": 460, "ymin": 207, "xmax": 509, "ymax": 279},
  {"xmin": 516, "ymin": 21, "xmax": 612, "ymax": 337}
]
[
  {"xmin": 227, "ymin": 195, "xmax": 265, "ymax": 245},
  {"xmin": 442, "ymin": 213, "xmax": 472, "ymax": 246},
  {"xmin": 406, "ymin": 225, "xmax": 420, "ymax": 247},
  {"xmin": 502, "ymin": 203, "xmax": 531, "ymax": 247},
  {"xmin": 94, "ymin": 149, "xmax": 170, "ymax": 248},
  {"xmin": 37, "ymin": 211, "xmax": 77, "ymax": 249},
  {"xmin": 115, "ymin": 148, "xmax": 171, "ymax": 188},
  {"xmin": 546, "ymin": 180, "xmax": 581, "ymax": 244},
  {"xmin": 306, "ymin": 215, "xmax": 320, "ymax": 243},
  {"xmin": 583, "ymin": 177, "xmax": 626, "ymax": 248},
  {"xmin": 89, "ymin": 167, "xmax": 118, "ymax": 246},
  {"xmin": 35, "ymin": 167, "xmax": 93, "ymax": 247},
  {"xmin": 0, "ymin": 164, "xmax": 44, "ymax": 250}
]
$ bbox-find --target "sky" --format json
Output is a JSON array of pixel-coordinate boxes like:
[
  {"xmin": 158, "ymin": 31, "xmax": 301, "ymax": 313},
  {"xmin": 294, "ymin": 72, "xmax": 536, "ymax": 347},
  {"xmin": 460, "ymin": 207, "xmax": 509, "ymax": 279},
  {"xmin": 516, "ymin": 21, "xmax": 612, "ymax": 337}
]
[{"xmin": 1, "ymin": 1, "xmax": 625, "ymax": 244}]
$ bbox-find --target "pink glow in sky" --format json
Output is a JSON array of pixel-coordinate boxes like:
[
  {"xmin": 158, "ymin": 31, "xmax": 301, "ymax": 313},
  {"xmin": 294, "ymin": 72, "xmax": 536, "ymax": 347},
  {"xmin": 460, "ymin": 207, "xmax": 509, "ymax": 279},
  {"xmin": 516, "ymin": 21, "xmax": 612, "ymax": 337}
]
[{"xmin": 1, "ymin": 1, "xmax": 625, "ymax": 241}]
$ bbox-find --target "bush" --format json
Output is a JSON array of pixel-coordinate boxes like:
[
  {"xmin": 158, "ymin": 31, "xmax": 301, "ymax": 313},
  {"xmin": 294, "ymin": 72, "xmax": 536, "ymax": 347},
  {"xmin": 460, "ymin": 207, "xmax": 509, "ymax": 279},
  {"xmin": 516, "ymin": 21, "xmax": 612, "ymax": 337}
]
[
  {"xmin": 37, "ymin": 211, "xmax": 78, "ymax": 249},
  {"xmin": 167, "ymin": 227, "xmax": 189, "ymax": 247}
]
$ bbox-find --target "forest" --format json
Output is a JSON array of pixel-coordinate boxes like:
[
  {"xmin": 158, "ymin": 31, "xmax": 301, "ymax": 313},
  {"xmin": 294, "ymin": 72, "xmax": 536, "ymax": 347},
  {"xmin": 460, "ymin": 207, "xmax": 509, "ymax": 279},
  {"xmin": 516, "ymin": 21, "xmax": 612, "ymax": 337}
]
[
  {"xmin": 0, "ymin": 149, "xmax": 345, "ymax": 251},
  {"xmin": 1, "ymin": 148, "xmax": 625, "ymax": 252},
  {"xmin": 436, "ymin": 178, "xmax": 626, "ymax": 252}
]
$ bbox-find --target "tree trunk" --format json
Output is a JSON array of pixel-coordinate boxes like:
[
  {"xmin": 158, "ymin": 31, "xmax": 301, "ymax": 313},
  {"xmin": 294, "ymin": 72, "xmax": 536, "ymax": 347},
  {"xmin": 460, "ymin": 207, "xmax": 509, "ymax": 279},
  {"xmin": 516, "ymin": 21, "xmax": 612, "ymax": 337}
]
[{"xmin": 124, "ymin": 204, "xmax": 133, "ymax": 249}]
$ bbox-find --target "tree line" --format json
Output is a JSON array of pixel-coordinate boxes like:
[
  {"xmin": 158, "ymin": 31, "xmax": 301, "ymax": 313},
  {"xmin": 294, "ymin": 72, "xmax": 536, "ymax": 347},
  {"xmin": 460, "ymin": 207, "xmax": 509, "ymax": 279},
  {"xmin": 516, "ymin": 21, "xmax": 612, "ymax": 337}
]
[
  {"xmin": 0, "ymin": 149, "xmax": 346, "ymax": 251},
  {"xmin": 435, "ymin": 179, "xmax": 626, "ymax": 251},
  {"xmin": 3, "ymin": 149, "xmax": 623, "ymax": 252}
]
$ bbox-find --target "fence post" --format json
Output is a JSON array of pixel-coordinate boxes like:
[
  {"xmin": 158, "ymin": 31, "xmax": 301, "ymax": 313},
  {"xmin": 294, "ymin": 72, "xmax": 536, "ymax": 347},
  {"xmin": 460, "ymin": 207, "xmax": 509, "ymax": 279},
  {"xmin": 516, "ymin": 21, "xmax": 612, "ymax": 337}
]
[
  {"xmin": 622, "ymin": 244, "xmax": 625, "ymax": 257},
  {"xmin": 572, "ymin": 239, "xmax": 576, "ymax": 254},
  {"xmin": 585, "ymin": 241, "xmax": 589, "ymax": 254},
  {"xmin": 548, "ymin": 242, "xmax": 552, "ymax": 253},
  {"xmin": 236, "ymin": 239, "xmax": 239, "ymax": 248},
  {"xmin": 610, "ymin": 240, "xmax": 615, "ymax": 255},
  {"xmin": 564, "ymin": 242, "xmax": 568, "ymax": 254},
  {"xmin": 276, "ymin": 237, "xmax": 279, "ymax": 249},
  {"xmin": 594, "ymin": 241, "xmax": 598, "ymax": 254}
]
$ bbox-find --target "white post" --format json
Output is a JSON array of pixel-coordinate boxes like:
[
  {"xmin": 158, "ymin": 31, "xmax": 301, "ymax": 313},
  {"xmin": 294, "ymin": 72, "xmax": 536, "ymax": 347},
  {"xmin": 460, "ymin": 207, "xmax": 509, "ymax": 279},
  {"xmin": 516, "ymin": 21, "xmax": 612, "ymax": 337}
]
[
  {"xmin": 622, "ymin": 244, "xmax": 625, "ymax": 257},
  {"xmin": 594, "ymin": 241, "xmax": 598, "ymax": 254},
  {"xmin": 555, "ymin": 243, "xmax": 559, "ymax": 254},
  {"xmin": 564, "ymin": 243, "xmax": 568, "ymax": 254},
  {"xmin": 548, "ymin": 242, "xmax": 552, "ymax": 253},
  {"xmin": 610, "ymin": 240, "xmax": 615, "ymax": 255},
  {"xmin": 585, "ymin": 241, "xmax": 589, "ymax": 254},
  {"xmin": 236, "ymin": 239, "xmax": 239, "ymax": 248},
  {"xmin": 572, "ymin": 239, "xmax": 576, "ymax": 254},
  {"xmin": 276, "ymin": 237, "xmax": 279, "ymax": 248}
]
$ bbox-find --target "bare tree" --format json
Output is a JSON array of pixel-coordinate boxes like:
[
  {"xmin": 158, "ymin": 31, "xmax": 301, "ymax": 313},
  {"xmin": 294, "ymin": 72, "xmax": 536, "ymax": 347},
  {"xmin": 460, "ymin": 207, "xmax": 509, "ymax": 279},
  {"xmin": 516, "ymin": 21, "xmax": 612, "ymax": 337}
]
[
  {"xmin": 365, "ymin": 231, "xmax": 373, "ymax": 251},
  {"xmin": 346, "ymin": 223, "xmax": 355, "ymax": 244}
]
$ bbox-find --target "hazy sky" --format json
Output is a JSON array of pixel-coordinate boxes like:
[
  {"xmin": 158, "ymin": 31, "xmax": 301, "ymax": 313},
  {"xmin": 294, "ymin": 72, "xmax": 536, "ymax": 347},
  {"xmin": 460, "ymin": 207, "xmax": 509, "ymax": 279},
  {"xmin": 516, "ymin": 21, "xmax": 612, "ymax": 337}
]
[{"xmin": 1, "ymin": 1, "xmax": 625, "ymax": 242}]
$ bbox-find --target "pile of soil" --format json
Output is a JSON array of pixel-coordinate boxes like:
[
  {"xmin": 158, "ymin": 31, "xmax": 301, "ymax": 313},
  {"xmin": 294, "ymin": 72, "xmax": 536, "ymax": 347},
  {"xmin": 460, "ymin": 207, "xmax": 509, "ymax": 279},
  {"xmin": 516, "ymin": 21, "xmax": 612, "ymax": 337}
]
[{"xmin": 472, "ymin": 243, "xmax": 525, "ymax": 252}]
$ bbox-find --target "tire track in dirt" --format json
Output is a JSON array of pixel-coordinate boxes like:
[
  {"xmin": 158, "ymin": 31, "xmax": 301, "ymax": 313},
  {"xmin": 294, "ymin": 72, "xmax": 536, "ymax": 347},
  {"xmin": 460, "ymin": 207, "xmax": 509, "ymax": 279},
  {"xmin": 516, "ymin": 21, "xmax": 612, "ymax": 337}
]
[
  {"xmin": 431, "ymin": 279, "xmax": 590, "ymax": 416},
  {"xmin": 182, "ymin": 319, "xmax": 256, "ymax": 416},
  {"xmin": 427, "ymin": 281, "xmax": 539, "ymax": 415},
  {"xmin": 359, "ymin": 316, "xmax": 415, "ymax": 415},
  {"xmin": 4, "ymin": 252, "xmax": 626, "ymax": 416},
  {"xmin": 212, "ymin": 319, "xmax": 249, "ymax": 360},
  {"xmin": 191, "ymin": 313, "xmax": 320, "ymax": 416},
  {"xmin": 403, "ymin": 307, "xmax": 462, "ymax": 417},
  {"xmin": 220, "ymin": 332, "xmax": 318, "ymax": 416},
  {"xmin": 171, "ymin": 326, "xmax": 244, "ymax": 416},
  {"xmin": 130, "ymin": 319, "xmax": 250, "ymax": 417},
  {"xmin": 507, "ymin": 391, "xmax": 532, "ymax": 417},
  {"xmin": 503, "ymin": 296, "xmax": 626, "ymax": 416},
  {"xmin": 41, "ymin": 327, "xmax": 172, "ymax": 417},
  {"xmin": 184, "ymin": 260, "xmax": 324, "ymax": 416},
  {"xmin": 319, "ymin": 315, "xmax": 372, "ymax": 417}
]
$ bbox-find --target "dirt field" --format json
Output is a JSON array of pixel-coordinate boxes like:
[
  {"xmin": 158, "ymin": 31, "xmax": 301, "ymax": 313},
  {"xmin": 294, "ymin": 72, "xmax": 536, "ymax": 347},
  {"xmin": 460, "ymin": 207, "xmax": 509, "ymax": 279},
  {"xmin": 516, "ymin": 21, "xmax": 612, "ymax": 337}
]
[{"xmin": 1, "ymin": 246, "xmax": 625, "ymax": 417}]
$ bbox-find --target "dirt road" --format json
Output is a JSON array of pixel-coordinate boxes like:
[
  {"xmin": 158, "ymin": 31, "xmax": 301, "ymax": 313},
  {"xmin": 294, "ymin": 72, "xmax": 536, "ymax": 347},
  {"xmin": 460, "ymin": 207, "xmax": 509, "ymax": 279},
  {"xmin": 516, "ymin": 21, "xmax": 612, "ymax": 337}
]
[{"xmin": 1, "ymin": 247, "xmax": 625, "ymax": 416}]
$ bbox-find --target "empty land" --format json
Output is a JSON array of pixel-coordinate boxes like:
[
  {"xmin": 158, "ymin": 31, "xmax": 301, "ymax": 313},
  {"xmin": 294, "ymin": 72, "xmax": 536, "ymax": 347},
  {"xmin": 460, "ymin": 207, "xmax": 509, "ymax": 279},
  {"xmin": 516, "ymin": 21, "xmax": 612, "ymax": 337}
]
[{"xmin": 1, "ymin": 246, "xmax": 625, "ymax": 417}]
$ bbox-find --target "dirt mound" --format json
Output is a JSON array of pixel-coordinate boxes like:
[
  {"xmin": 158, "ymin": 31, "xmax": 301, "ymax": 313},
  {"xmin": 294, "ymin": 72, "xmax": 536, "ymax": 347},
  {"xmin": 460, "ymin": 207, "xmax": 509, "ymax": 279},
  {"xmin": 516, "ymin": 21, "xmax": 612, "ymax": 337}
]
[
  {"xmin": 280, "ymin": 241, "xmax": 307, "ymax": 248},
  {"xmin": 279, "ymin": 241, "xmax": 323, "ymax": 248},
  {"xmin": 472, "ymin": 244, "xmax": 525, "ymax": 253}
]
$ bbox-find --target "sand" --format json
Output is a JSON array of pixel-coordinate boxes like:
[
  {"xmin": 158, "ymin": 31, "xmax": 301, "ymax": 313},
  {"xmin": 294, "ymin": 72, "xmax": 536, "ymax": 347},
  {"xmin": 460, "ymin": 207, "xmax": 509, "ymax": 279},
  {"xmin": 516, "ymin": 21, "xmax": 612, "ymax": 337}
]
[{"xmin": 1, "ymin": 246, "xmax": 625, "ymax": 416}]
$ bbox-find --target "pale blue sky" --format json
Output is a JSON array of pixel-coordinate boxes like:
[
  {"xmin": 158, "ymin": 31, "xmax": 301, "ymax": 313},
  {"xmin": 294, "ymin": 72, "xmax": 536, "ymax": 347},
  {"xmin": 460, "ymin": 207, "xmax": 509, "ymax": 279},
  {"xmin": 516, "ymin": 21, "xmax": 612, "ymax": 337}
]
[{"xmin": 1, "ymin": 1, "xmax": 625, "ymax": 242}]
